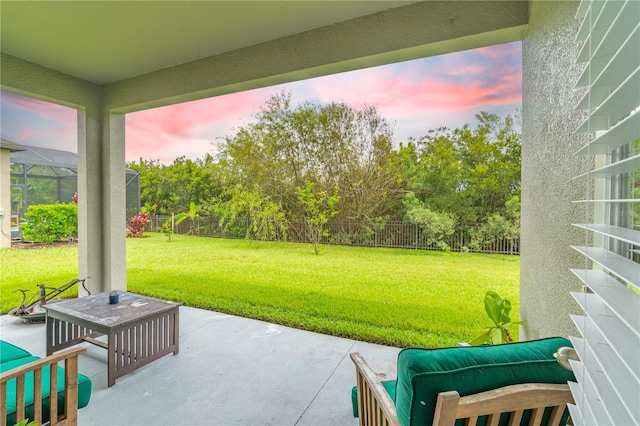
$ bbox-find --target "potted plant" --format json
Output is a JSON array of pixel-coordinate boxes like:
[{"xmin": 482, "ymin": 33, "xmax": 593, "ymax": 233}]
[{"xmin": 469, "ymin": 291, "xmax": 525, "ymax": 345}]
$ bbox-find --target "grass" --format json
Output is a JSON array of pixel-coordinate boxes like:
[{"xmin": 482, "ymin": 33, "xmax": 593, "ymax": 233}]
[
  {"xmin": 1, "ymin": 233, "xmax": 520, "ymax": 347},
  {"xmin": 1, "ymin": 244, "xmax": 79, "ymax": 313}
]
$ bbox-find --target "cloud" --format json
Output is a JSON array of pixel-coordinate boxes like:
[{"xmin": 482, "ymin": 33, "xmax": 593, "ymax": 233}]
[
  {"xmin": 125, "ymin": 89, "xmax": 271, "ymax": 163},
  {"xmin": 1, "ymin": 91, "xmax": 77, "ymax": 127},
  {"xmin": 473, "ymin": 42, "xmax": 522, "ymax": 58},
  {"xmin": 0, "ymin": 91, "xmax": 78, "ymax": 151},
  {"xmin": 307, "ymin": 42, "xmax": 521, "ymax": 121},
  {"xmin": 2, "ymin": 42, "xmax": 522, "ymax": 162},
  {"xmin": 283, "ymin": 41, "xmax": 522, "ymax": 141}
]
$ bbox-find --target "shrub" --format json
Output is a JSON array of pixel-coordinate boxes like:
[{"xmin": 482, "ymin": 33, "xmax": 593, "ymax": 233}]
[
  {"xmin": 403, "ymin": 193, "xmax": 456, "ymax": 251},
  {"xmin": 127, "ymin": 212, "xmax": 150, "ymax": 237},
  {"xmin": 471, "ymin": 196, "xmax": 520, "ymax": 249},
  {"xmin": 21, "ymin": 203, "xmax": 78, "ymax": 243}
]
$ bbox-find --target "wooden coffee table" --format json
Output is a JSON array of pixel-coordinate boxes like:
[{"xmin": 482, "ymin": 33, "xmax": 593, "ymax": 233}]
[{"xmin": 45, "ymin": 291, "xmax": 180, "ymax": 387}]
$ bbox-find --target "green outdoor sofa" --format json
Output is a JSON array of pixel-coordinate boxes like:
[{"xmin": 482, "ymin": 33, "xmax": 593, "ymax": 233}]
[
  {"xmin": 351, "ymin": 337, "xmax": 577, "ymax": 426},
  {"xmin": 0, "ymin": 340, "xmax": 92, "ymax": 426}
]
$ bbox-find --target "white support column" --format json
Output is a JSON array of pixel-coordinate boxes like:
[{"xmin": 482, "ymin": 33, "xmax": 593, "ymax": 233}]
[
  {"xmin": 0, "ymin": 149, "xmax": 12, "ymax": 249},
  {"xmin": 102, "ymin": 112, "xmax": 127, "ymax": 292},
  {"xmin": 77, "ymin": 102, "xmax": 127, "ymax": 294},
  {"xmin": 77, "ymin": 105, "xmax": 103, "ymax": 295}
]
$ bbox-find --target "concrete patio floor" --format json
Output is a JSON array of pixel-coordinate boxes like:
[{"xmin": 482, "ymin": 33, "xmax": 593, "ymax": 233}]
[{"xmin": 1, "ymin": 305, "xmax": 400, "ymax": 425}]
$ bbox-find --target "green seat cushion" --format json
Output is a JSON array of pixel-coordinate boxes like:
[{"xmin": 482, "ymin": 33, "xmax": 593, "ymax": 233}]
[
  {"xmin": 0, "ymin": 340, "xmax": 32, "ymax": 363},
  {"xmin": 351, "ymin": 380, "xmax": 396, "ymax": 417},
  {"xmin": 2, "ymin": 356, "xmax": 92, "ymax": 425},
  {"xmin": 395, "ymin": 337, "xmax": 576, "ymax": 426}
]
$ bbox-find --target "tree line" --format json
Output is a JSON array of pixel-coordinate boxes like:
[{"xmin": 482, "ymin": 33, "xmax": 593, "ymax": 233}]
[{"xmin": 127, "ymin": 91, "xmax": 521, "ymax": 251}]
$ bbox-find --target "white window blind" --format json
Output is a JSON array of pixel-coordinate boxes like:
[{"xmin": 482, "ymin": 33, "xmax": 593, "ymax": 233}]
[{"xmin": 571, "ymin": 1, "xmax": 640, "ymax": 425}]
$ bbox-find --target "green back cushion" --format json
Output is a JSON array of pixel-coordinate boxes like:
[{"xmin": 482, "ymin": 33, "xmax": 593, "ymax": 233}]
[
  {"xmin": 395, "ymin": 337, "xmax": 576, "ymax": 426},
  {"xmin": 351, "ymin": 380, "xmax": 396, "ymax": 417},
  {"xmin": 0, "ymin": 340, "xmax": 32, "ymax": 363},
  {"xmin": 2, "ymin": 356, "xmax": 92, "ymax": 425}
]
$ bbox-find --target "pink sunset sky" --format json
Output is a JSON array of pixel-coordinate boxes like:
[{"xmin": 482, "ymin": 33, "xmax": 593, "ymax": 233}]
[{"xmin": 1, "ymin": 42, "xmax": 522, "ymax": 165}]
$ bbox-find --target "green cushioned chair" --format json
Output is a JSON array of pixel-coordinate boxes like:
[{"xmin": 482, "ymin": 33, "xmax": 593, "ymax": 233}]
[
  {"xmin": 351, "ymin": 379, "xmax": 396, "ymax": 417},
  {"xmin": 0, "ymin": 340, "xmax": 32, "ymax": 364},
  {"xmin": 1, "ymin": 340, "xmax": 92, "ymax": 426},
  {"xmin": 352, "ymin": 337, "xmax": 576, "ymax": 426},
  {"xmin": 2, "ymin": 358, "xmax": 93, "ymax": 426}
]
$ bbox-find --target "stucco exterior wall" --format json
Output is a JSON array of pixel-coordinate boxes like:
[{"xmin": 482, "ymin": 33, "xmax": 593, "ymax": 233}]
[{"xmin": 520, "ymin": 0, "xmax": 593, "ymax": 340}]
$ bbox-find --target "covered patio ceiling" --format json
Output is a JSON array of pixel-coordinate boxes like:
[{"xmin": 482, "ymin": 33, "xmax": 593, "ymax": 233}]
[
  {"xmin": 1, "ymin": 1, "xmax": 419, "ymax": 85},
  {"xmin": 1, "ymin": 1, "xmax": 529, "ymax": 112}
]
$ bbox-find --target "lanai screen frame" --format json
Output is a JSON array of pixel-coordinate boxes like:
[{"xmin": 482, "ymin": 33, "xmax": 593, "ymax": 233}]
[{"xmin": 9, "ymin": 145, "xmax": 140, "ymax": 219}]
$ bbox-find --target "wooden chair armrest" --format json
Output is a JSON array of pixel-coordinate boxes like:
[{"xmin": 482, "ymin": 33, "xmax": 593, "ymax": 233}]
[
  {"xmin": 433, "ymin": 383, "xmax": 575, "ymax": 426},
  {"xmin": 350, "ymin": 352, "xmax": 400, "ymax": 426},
  {"xmin": 1, "ymin": 347, "xmax": 87, "ymax": 426}
]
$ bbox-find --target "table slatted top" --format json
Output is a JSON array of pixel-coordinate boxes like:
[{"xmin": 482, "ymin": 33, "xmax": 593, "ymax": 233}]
[{"xmin": 45, "ymin": 291, "xmax": 180, "ymax": 327}]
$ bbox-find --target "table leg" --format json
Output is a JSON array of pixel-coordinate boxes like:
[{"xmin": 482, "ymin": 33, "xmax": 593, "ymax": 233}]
[
  {"xmin": 108, "ymin": 331, "xmax": 116, "ymax": 387},
  {"xmin": 173, "ymin": 309, "xmax": 180, "ymax": 355},
  {"xmin": 46, "ymin": 315, "xmax": 55, "ymax": 356}
]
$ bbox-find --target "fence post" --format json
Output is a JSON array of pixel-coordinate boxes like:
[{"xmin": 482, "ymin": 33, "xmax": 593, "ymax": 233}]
[{"xmin": 170, "ymin": 213, "xmax": 174, "ymax": 242}]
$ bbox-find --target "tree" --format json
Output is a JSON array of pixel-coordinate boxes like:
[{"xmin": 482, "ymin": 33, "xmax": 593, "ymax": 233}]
[
  {"xmin": 127, "ymin": 154, "xmax": 223, "ymax": 216},
  {"xmin": 295, "ymin": 182, "xmax": 340, "ymax": 255},
  {"xmin": 217, "ymin": 185, "xmax": 289, "ymax": 241},
  {"xmin": 162, "ymin": 202, "xmax": 200, "ymax": 241},
  {"xmin": 27, "ymin": 178, "xmax": 58, "ymax": 205},
  {"xmin": 407, "ymin": 128, "xmax": 468, "ymax": 218},
  {"xmin": 217, "ymin": 90, "xmax": 402, "ymax": 239},
  {"xmin": 130, "ymin": 95, "xmax": 522, "ymax": 250},
  {"xmin": 408, "ymin": 113, "xmax": 521, "ymax": 223}
]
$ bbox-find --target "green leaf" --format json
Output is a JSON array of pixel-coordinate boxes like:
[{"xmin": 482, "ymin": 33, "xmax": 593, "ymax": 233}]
[
  {"xmin": 469, "ymin": 330, "xmax": 491, "ymax": 346},
  {"xmin": 501, "ymin": 298, "xmax": 512, "ymax": 322},
  {"xmin": 488, "ymin": 327, "xmax": 503, "ymax": 345},
  {"xmin": 484, "ymin": 292, "xmax": 502, "ymax": 325}
]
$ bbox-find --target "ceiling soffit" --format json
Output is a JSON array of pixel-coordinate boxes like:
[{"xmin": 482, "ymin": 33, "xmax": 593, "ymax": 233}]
[{"xmin": 0, "ymin": 1, "xmax": 417, "ymax": 84}]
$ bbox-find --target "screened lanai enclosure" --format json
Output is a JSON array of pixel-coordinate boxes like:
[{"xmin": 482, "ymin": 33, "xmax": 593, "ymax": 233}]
[{"xmin": 9, "ymin": 144, "xmax": 140, "ymax": 222}]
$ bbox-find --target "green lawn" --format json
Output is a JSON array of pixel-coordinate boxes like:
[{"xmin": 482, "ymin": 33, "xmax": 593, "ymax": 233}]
[{"xmin": 1, "ymin": 233, "xmax": 520, "ymax": 347}]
